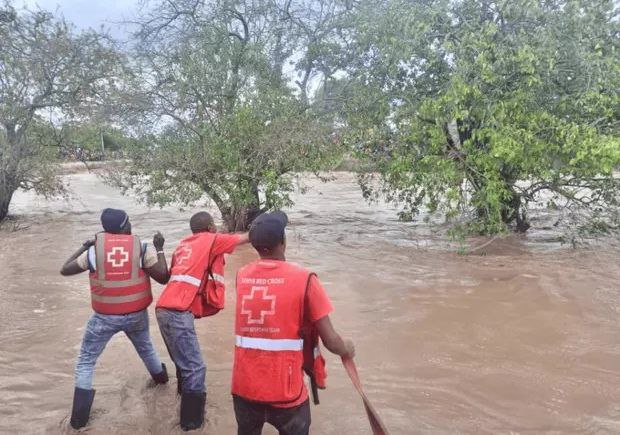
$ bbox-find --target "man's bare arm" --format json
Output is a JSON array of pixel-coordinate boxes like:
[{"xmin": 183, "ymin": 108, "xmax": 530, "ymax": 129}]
[
  {"xmin": 315, "ymin": 315, "xmax": 355, "ymax": 358},
  {"xmin": 60, "ymin": 240, "xmax": 93, "ymax": 276},
  {"xmin": 236, "ymin": 233, "xmax": 250, "ymax": 245},
  {"xmin": 145, "ymin": 231, "xmax": 170, "ymax": 285}
]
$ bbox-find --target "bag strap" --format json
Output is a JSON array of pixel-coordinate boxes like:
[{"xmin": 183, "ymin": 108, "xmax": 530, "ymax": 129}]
[
  {"xmin": 300, "ymin": 272, "xmax": 319, "ymax": 405},
  {"xmin": 197, "ymin": 235, "xmax": 217, "ymax": 296},
  {"xmin": 299, "ymin": 272, "xmax": 316, "ymax": 329}
]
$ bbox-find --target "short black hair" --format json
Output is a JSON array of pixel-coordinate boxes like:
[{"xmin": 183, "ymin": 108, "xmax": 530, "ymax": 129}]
[{"xmin": 190, "ymin": 212, "xmax": 214, "ymax": 233}]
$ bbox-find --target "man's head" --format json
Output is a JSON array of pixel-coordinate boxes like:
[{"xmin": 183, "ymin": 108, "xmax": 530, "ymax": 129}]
[
  {"xmin": 100, "ymin": 208, "xmax": 131, "ymax": 234},
  {"xmin": 249, "ymin": 211, "xmax": 288, "ymax": 258},
  {"xmin": 190, "ymin": 211, "xmax": 216, "ymax": 234}
]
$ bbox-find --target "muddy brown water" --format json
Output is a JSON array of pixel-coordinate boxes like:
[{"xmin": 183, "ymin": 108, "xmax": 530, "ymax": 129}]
[{"xmin": 1, "ymin": 172, "xmax": 619, "ymax": 434}]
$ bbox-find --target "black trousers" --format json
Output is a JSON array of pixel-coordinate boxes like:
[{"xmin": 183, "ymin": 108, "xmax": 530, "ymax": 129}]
[{"xmin": 233, "ymin": 395, "xmax": 311, "ymax": 435}]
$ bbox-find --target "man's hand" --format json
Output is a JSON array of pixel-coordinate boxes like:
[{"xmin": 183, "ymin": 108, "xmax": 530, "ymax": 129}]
[
  {"xmin": 153, "ymin": 231, "xmax": 165, "ymax": 251},
  {"xmin": 82, "ymin": 239, "xmax": 95, "ymax": 248}
]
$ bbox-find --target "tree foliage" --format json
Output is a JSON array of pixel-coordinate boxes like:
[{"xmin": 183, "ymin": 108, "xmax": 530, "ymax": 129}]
[
  {"xmin": 345, "ymin": 0, "xmax": 620, "ymax": 234},
  {"xmin": 112, "ymin": 0, "xmax": 352, "ymax": 230},
  {"xmin": 0, "ymin": 2, "xmax": 122, "ymax": 221}
]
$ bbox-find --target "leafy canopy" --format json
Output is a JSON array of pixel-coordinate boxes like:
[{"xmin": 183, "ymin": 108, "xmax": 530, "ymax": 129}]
[{"xmin": 344, "ymin": 0, "xmax": 620, "ymax": 234}]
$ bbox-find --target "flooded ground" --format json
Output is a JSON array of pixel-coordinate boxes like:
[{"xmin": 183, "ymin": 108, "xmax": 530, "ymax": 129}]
[{"xmin": 1, "ymin": 171, "xmax": 619, "ymax": 434}]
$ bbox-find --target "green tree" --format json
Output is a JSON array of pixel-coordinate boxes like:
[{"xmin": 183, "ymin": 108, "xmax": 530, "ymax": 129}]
[
  {"xmin": 54, "ymin": 122, "xmax": 130, "ymax": 161},
  {"xmin": 345, "ymin": 0, "xmax": 620, "ymax": 234},
  {"xmin": 114, "ymin": 0, "xmax": 350, "ymax": 230},
  {"xmin": 0, "ymin": 2, "xmax": 122, "ymax": 221}
]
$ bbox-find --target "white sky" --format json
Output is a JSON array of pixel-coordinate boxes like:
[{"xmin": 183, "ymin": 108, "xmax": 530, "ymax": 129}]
[
  {"xmin": 19, "ymin": 0, "xmax": 142, "ymax": 37},
  {"xmin": 16, "ymin": 0, "xmax": 323, "ymax": 98}
]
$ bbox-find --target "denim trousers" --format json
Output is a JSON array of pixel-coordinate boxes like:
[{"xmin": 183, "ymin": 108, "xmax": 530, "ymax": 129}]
[
  {"xmin": 74, "ymin": 309, "xmax": 163, "ymax": 390},
  {"xmin": 156, "ymin": 308, "xmax": 206, "ymax": 394}
]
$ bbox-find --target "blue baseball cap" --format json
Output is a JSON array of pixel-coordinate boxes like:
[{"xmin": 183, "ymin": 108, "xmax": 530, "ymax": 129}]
[
  {"xmin": 100, "ymin": 208, "xmax": 129, "ymax": 233},
  {"xmin": 249, "ymin": 211, "xmax": 288, "ymax": 250}
]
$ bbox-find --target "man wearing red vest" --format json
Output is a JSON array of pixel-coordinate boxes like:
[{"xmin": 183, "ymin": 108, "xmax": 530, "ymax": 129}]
[
  {"xmin": 232, "ymin": 211, "xmax": 355, "ymax": 435},
  {"xmin": 156, "ymin": 211, "xmax": 249, "ymax": 431},
  {"xmin": 60, "ymin": 208, "xmax": 171, "ymax": 429}
]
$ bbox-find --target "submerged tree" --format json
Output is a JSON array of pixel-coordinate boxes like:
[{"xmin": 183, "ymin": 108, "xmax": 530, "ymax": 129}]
[
  {"xmin": 346, "ymin": 0, "xmax": 620, "ymax": 234},
  {"xmin": 0, "ymin": 3, "xmax": 122, "ymax": 222},
  {"xmin": 114, "ymin": 0, "xmax": 352, "ymax": 230}
]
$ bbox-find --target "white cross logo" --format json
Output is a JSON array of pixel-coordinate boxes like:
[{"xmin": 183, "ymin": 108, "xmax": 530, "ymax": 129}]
[
  {"xmin": 175, "ymin": 245, "xmax": 192, "ymax": 265},
  {"xmin": 241, "ymin": 286, "xmax": 276, "ymax": 325},
  {"xmin": 107, "ymin": 246, "xmax": 129, "ymax": 268}
]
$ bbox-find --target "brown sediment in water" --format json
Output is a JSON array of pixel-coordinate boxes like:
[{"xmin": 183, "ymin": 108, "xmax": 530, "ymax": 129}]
[{"xmin": 1, "ymin": 172, "xmax": 619, "ymax": 434}]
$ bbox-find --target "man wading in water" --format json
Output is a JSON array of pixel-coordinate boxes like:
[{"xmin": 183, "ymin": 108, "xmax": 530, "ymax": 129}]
[
  {"xmin": 232, "ymin": 211, "xmax": 355, "ymax": 435},
  {"xmin": 156, "ymin": 211, "xmax": 249, "ymax": 431},
  {"xmin": 60, "ymin": 208, "xmax": 170, "ymax": 429}
]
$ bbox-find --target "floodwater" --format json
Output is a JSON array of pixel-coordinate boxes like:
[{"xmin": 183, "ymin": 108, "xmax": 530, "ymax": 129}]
[{"xmin": 1, "ymin": 171, "xmax": 619, "ymax": 434}]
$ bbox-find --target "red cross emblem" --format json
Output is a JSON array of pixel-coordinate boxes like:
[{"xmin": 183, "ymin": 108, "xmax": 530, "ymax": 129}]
[
  {"xmin": 107, "ymin": 246, "xmax": 129, "ymax": 268},
  {"xmin": 175, "ymin": 245, "xmax": 192, "ymax": 265},
  {"xmin": 241, "ymin": 286, "xmax": 276, "ymax": 325}
]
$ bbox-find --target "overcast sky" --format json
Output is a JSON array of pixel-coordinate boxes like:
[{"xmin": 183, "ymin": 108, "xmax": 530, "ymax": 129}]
[{"xmin": 19, "ymin": 0, "xmax": 143, "ymax": 38}]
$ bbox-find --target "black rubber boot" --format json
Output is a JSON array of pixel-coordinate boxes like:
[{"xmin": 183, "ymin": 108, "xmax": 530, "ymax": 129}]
[
  {"xmin": 180, "ymin": 392, "xmax": 206, "ymax": 431},
  {"xmin": 70, "ymin": 387, "xmax": 96, "ymax": 430},
  {"xmin": 176, "ymin": 366, "xmax": 183, "ymax": 395},
  {"xmin": 152, "ymin": 363, "xmax": 169, "ymax": 384}
]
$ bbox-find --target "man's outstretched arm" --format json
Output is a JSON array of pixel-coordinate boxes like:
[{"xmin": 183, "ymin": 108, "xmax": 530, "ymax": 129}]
[
  {"xmin": 235, "ymin": 233, "xmax": 250, "ymax": 245},
  {"xmin": 60, "ymin": 240, "xmax": 93, "ymax": 276}
]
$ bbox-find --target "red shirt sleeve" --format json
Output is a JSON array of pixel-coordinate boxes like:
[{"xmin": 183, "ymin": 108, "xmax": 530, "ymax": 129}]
[
  {"xmin": 211, "ymin": 234, "xmax": 241, "ymax": 256},
  {"xmin": 305, "ymin": 274, "xmax": 333, "ymax": 323}
]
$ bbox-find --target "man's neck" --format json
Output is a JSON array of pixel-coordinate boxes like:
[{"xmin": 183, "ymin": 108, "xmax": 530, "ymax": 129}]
[{"xmin": 259, "ymin": 254, "xmax": 286, "ymax": 261}]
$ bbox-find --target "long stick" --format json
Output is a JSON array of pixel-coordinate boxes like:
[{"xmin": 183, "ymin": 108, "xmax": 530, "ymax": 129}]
[{"xmin": 342, "ymin": 357, "xmax": 390, "ymax": 435}]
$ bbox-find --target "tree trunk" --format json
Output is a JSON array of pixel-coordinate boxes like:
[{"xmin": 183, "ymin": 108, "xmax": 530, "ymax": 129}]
[
  {"xmin": 217, "ymin": 181, "xmax": 262, "ymax": 232},
  {"xmin": 221, "ymin": 205, "xmax": 262, "ymax": 232},
  {"xmin": 1, "ymin": 123, "xmax": 19, "ymax": 222},
  {"xmin": 472, "ymin": 181, "xmax": 530, "ymax": 233},
  {"xmin": 501, "ymin": 188, "xmax": 530, "ymax": 233},
  {"xmin": 0, "ymin": 185, "xmax": 15, "ymax": 222}
]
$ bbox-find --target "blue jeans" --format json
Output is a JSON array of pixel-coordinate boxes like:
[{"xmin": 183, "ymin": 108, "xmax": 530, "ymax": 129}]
[
  {"xmin": 156, "ymin": 309, "xmax": 206, "ymax": 393},
  {"xmin": 75, "ymin": 310, "xmax": 163, "ymax": 390}
]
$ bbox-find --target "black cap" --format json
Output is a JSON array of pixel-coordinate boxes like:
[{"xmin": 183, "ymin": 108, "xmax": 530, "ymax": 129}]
[
  {"xmin": 249, "ymin": 211, "xmax": 288, "ymax": 250},
  {"xmin": 100, "ymin": 208, "xmax": 129, "ymax": 233}
]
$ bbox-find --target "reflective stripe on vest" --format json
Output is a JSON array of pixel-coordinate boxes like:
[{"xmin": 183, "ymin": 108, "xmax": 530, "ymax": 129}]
[
  {"xmin": 169, "ymin": 273, "xmax": 225, "ymax": 287},
  {"xmin": 211, "ymin": 273, "xmax": 225, "ymax": 284},
  {"xmin": 235, "ymin": 335, "xmax": 304, "ymax": 352},
  {"xmin": 170, "ymin": 274, "xmax": 202, "ymax": 287}
]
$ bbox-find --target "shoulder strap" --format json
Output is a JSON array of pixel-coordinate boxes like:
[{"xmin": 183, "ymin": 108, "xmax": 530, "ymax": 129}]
[
  {"xmin": 197, "ymin": 234, "xmax": 217, "ymax": 295},
  {"xmin": 94, "ymin": 234, "xmax": 106, "ymax": 280},
  {"xmin": 140, "ymin": 240, "xmax": 147, "ymax": 269},
  {"xmin": 87, "ymin": 246, "xmax": 96, "ymax": 273},
  {"xmin": 299, "ymin": 272, "xmax": 317, "ymax": 330},
  {"xmin": 300, "ymin": 271, "xmax": 320, "ymax": 405},
  {"xmin": 88, "ymin": 232, "xmax": 104, "ymax": 273}
]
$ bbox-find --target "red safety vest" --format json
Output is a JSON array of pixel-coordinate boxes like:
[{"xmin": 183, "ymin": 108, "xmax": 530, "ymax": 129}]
[
  {"xmin": 156, "ymin": 232, "xmax": 225, "ymax": 313},
  {"xmin": 232, "ymin": 260, "xmax": 313, "ymax": 404},
  {"xmin": 88, "ymin": 233, "xmax": 152, "ymax": 315}
]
